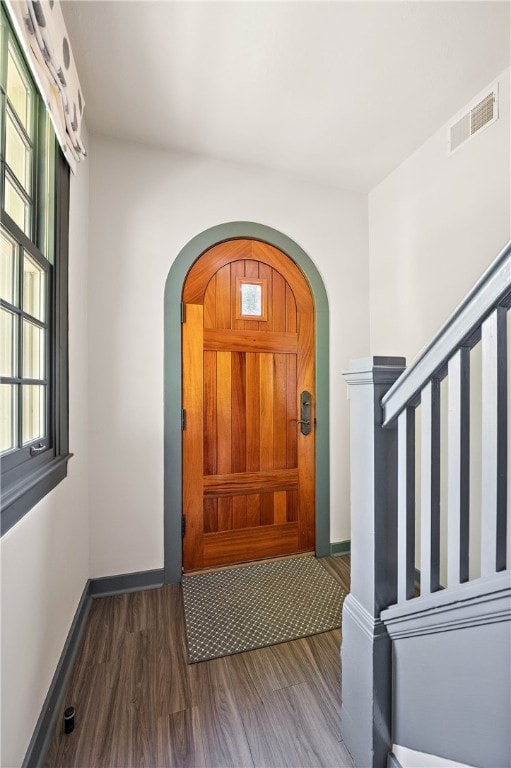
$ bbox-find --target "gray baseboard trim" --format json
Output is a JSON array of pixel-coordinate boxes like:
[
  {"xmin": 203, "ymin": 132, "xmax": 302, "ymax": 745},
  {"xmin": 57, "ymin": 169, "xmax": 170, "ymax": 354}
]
[
  {"xmin": 90, "ymin": 568, "xmax": 165, "ymax": 597},
  {"xmin": 22, "ymin": 568, "xmax": 165, "ymax": 767},
  {"xmin": 331, "ymin": 539, "xmax": 351, "ymax": 556},
  {"xmin": 22, "ymin": 581, "xmax": 93, "ymax": 768}
]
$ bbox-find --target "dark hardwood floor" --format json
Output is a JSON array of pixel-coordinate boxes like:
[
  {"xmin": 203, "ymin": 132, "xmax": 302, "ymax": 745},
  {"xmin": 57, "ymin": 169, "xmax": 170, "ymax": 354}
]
[{"xmin": 45, "ymin": 555, "xmax": 352, "ymax": 768}]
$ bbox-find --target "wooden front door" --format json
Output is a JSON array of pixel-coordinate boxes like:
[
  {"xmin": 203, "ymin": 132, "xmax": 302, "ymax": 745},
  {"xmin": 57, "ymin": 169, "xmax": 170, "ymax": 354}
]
[{"xmin": 182, "ymin": 239, "xmax": 315, "ymax": 571}]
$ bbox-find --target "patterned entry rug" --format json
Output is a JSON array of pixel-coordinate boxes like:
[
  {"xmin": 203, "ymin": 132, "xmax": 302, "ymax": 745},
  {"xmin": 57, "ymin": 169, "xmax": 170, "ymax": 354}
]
[{"xmin": 181, "ymin": 555, "xmax": 347, "ymax": 663}]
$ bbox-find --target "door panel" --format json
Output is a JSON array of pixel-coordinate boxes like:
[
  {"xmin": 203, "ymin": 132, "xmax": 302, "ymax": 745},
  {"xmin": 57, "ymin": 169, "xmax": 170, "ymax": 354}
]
[
  {"xmin": 202, "ymin": 522, "xmax": 300, "ymax": 567},
  {"xmin": 182, "ymin": 239, "xmax": 315, "ymax": 571}
]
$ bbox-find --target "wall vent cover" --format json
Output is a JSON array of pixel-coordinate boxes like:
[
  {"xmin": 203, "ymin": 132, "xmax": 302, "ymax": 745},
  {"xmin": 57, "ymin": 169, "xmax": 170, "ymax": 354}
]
[{"xmin": 449, "ymin": 85, "xmax": 499, "ymax": 153}]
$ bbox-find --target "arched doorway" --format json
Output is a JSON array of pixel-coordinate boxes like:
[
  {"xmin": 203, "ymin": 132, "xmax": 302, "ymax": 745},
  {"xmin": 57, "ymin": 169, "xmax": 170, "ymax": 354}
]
[{"xmin": 164, "ymin": 222, "xmax": 330, "ymax": 582}]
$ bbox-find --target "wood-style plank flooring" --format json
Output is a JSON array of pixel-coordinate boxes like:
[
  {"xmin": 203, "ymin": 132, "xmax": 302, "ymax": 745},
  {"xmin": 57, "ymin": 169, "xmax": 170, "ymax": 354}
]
[{"xmin": 45, "ymin": 556, "xmax": 352, "ymax": 768}]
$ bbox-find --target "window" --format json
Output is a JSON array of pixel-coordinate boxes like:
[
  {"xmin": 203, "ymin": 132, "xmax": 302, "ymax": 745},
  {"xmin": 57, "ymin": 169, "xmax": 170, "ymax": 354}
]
[
  {"xmin": 235, "ymin": 278, "xmax": 268, "ymax": 322},
  {"xmin": 1, "ymin": 5, "xmax": 71, "ymax": 535}
]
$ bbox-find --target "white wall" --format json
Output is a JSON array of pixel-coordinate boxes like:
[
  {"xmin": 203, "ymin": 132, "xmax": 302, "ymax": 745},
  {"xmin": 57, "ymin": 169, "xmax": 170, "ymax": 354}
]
[
  {"xmin": 0, "ymin": 150, "xmax": 90, "ymax": 767},
  {"xmin": 369, "ymin": 69, "xmax": 510, "ymax": 583},
  {"xmin": 369, "ymin": 68, "xmax": 511, "ymax": 364},
  {"xmin": 88, "ymin": 136, "xmax": 369, "ymax": 576}
]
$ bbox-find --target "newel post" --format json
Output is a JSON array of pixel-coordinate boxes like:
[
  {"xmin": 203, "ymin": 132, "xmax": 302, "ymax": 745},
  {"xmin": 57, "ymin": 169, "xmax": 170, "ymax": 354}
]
[{"xmin": 341, "ymin": 356, "xmax": 406, "ymax": 768}]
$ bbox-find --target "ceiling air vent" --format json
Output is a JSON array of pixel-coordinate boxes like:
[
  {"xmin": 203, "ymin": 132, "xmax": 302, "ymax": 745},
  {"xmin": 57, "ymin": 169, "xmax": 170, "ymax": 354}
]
[{"xmin": 449, "ymin": 85, "xmax": 499, "ymax": 154}]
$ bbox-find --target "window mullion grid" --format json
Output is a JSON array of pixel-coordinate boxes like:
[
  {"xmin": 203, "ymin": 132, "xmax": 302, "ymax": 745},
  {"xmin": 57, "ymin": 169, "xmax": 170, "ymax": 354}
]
[
  {"xmin": 34, "ymin": 100, "xmax": 45, "ymax": 253},
  {"xmin": 4, "ymin": 163, "xmax": 33, "ymax": 204},
  {"xmin": 0, "ymin": 17, "xmax": 6, "ymax": 176},
  {"xmin": 20, "ymin": 244, "xmax": 50, "ymax": 448},
  {"xmin": 0, "ymin": 239, "xmax": 49, "ymax": 457},
  {"xmin": 17, "ymin": 238, "xmax": 24, "ymax": 448},
  {"xmin": 46, "ymin": 260, "xmax": 53, "ymax": 446},
  {"xmin": 0, "ymin": 86, "xmax": 6, "ymax": 210},
  {"xmin": 5, "ymin": 99, "xmax": 34, "ymax": 192},
  {"xmin": 6, "ymin": 97, "xmax": 33, "ymax": 147},
  {"xmin": 4, "ymin": 28, "xmax": 36, "ymax": 240},
  {"xmin": 40, "ymin": 257, "xmax": 51, "ymax": 448},
  {"xmin": 0, "ymin": 295, "xmax": 21, "ymax": 447}
]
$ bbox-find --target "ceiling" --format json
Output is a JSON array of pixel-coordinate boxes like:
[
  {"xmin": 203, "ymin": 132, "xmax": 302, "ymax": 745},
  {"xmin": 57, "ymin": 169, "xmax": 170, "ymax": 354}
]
[{"xmin": 61, "ymin": 1, "xmax": 510, "ymax": 192}]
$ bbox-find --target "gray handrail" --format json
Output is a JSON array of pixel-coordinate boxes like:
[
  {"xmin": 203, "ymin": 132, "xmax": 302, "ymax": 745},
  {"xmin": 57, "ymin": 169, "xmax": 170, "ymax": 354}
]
[{"xmin": 382, "ymin": 240, "xmax": 511, "ymax": 426}]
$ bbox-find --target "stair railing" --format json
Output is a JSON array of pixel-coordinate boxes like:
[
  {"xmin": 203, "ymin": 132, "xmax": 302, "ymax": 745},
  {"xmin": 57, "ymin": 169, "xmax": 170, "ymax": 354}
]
[
  {"xmin": 340, "ymin": 240, "xmax": 511, "ymax": 768},
  {"xmin": 382, "ymin": 240, "xmax": 511, "ymax": 607}
]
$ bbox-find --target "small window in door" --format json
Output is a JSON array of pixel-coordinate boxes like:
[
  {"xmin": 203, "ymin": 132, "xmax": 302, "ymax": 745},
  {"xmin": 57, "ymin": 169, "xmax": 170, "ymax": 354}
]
[{"xmin": 236, "ymin": 277, "xmax": 267, "ymax": 321}]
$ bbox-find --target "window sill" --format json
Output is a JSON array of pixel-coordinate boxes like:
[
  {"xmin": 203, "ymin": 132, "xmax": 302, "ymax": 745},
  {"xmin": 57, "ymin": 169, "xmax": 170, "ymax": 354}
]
[{"xmin": 1, "ymin": 453, "xmax": 73, "ymax": 536}]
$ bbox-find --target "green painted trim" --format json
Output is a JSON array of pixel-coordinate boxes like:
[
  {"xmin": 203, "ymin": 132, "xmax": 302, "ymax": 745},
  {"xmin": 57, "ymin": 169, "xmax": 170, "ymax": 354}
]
[
  {"xmin": 164, "ymin": 222, "xmax": 330, "ymax": 583},
  {"xmin": 22, "ymin": 581, "xmax": 92, "ymax": 768},
  {"xmin": 331, "ymin": 540, "xmax": 351, "ymax": 556},
  {"xmin": 90, "ymin": 568, "xmax": 164, "ymax": 597}
]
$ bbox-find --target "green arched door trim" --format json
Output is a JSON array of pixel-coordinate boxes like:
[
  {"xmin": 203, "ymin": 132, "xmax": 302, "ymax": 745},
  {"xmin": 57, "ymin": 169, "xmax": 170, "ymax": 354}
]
[{"xmin": 164, "ymin": 222, "xmax": 330, "ymax": 583}]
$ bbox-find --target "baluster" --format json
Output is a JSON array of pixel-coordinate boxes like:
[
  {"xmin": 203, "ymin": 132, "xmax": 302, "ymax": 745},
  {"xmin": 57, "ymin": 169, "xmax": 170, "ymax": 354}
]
[
  {"xmin": 447, "ymin": 347, "xmax": 470, "ymax": 587},
  {"xmin": 481, "ymin": 307, "xmax": 508, "ymax": 576},
  {"xmin": 397, "ymin": 406, "xmax": 415, "ymax": 602},
  {"xmin": 420, "ymin": 379, "xmax": 441, "ymax": 595}
]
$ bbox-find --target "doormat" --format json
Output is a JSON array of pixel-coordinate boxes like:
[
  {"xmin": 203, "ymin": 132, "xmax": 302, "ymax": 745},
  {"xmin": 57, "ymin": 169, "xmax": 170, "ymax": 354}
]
[{"xmin": 181, "ymin": 556, "xmax": 347, "ymax": 663}]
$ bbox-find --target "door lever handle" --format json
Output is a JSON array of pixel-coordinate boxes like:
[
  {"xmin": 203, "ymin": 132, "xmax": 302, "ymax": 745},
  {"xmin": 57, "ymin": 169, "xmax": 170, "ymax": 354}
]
[{"xmin": 297, "ymin": 391, "xmax": 312, "ymax": 435}]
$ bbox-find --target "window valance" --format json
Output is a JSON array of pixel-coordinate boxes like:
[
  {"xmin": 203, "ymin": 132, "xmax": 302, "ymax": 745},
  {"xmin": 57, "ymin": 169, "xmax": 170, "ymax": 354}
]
[{"xmin": 5, "ymin": 0, "xmax": 86, "ymax": 171}]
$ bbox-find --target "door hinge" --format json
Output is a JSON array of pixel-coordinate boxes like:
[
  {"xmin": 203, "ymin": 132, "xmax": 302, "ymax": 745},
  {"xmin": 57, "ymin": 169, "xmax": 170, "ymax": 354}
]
[
  {"xmin": 181, "ymin": 409, "xmax": 186, "ymax": 430},
  {"xmin": 181, "ymin": 515, "xmax": 186, "ymax": 538},
  {"xmin": 181, "ymin": 302, "xmax": 186, "ymax": 323}
]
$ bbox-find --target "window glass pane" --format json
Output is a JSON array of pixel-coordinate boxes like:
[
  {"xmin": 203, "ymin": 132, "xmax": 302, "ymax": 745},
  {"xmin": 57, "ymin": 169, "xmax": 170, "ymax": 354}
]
[
  {"xmin": 22, "ymin": 384, "xmax": 45, "ymax": 444},
  {"xmin": 5, "ymin": 177, "xmax": 30, "ymax": 234},
  {"xmin": 0, "ymin": 229, "xmax": 18, "ymax": 305},
  {"xmin": 236, "ymin": 278, "xmax": 267, "ymax": 321},
  {"xmin": 7, "ymin": 46, "xmax": 31, "ymax": 132},
  {"xmin": 23, "ymin": 253, "xmax": 46, "ymax": 321},
  {"xmin": 0, "ymin": 308, "xmax": 18, "ymax": 376},
  {"xmin": 23, "ymin": 320, "xmax": 45, "ymax": 379},
  {"xmin": 0, "ymin": 384, "xmax": 18, "ymax": 453},
  {"xmin": 6, "ymin": 113, "xmax": 31, "ymax": 191},
  {"xmin": 241, "ymin": 283, "xmax": 262, "ymax": 316}
]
